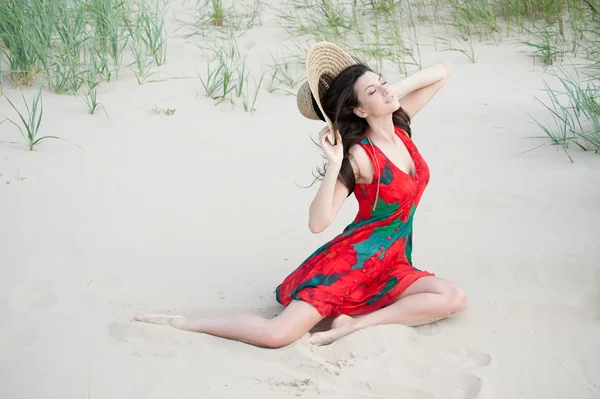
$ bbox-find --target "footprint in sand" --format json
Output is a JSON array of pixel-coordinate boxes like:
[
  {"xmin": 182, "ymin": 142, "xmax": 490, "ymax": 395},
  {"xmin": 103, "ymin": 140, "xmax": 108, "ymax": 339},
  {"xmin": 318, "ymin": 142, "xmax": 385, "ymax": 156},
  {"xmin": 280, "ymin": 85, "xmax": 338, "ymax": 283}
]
[
  {"xmin": 419, "ymin": 348, "xmax": 490, "ymax": 398},
  {"xmin": 416, "ymin": 321, "xmax": 442, "ymax": 336},
  {"xmin": 288, "ymin": 337, "xmax": 349, "ymax": 377},
  {"xmin": 443, "ymin": 349, "xmax": 492, "ymax": 370},
  {"xmin": 109, "ymin": 320, "xmax": 184, "ymax": 357},
  {"xmin": 7, "ymin": 281, "xmax": 59, "ymax": 315},
  {"xmin": 271, "ymin": 323, "xmax": 494, "ymax": 399},
  {"xmin": 291, "ymin": 325, "xmax": 416, "ymax": 377}
]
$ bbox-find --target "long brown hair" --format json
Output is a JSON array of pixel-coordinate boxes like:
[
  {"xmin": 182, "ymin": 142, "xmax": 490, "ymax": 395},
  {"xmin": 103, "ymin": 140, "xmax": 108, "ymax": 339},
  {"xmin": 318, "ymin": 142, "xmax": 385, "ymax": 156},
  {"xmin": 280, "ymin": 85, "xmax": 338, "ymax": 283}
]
[{"xmin": 314, "ymin": 63, "xmax": 411, "ymax": 194}]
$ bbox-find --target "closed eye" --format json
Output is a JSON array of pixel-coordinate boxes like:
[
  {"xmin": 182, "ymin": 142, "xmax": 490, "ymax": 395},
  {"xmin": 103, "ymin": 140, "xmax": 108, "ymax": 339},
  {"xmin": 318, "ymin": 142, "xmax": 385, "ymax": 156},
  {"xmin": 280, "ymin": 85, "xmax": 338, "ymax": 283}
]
[
  {"xmin": 368, "ymin": 79, "xmax": 387, "ymax": 95},
  {"xmin": 369, "ymin": 82, "xmax": 387, "ymax": 95}
]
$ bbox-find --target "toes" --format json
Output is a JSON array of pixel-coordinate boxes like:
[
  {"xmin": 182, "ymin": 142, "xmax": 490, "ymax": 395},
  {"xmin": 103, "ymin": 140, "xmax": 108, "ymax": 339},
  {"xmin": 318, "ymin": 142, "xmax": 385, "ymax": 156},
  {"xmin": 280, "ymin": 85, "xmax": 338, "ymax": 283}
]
[
  {"xmin": 308, "ymin": 333, "xmax": 327, "ymax": 346},
  {"xmin": 309, "ymin": 323, "xmax": 359, "ymax": 346},
  {"xmin": 133, "ymin": 314, "xmax": 180, "ymax": 325},
  {"xmin": 309, "ymin": 332, "xmax": 335, "ymax": 346},
  {"xmin": 331, "ymin": 314, "xmax": 355, "ymax": 329}
]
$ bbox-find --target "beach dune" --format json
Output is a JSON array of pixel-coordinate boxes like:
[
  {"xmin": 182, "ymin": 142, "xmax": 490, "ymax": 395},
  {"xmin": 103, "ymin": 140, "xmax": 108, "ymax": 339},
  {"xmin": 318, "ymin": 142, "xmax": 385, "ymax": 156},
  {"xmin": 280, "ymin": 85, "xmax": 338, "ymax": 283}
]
[{"xmin": 1, "ymin": 1, "xmax": 599, "ymax": 398}]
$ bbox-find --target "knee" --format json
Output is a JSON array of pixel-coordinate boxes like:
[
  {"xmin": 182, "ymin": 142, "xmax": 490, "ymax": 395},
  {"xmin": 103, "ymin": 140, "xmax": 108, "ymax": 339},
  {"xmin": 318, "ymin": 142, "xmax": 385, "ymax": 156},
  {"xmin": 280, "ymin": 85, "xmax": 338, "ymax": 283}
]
[
  {"xmin": 262, "ymin": 329, "xmax": 296, "ymax": 349},
  {"xmin": 445, "ymin": 284, "xmax": 467, "ymax": 316}
]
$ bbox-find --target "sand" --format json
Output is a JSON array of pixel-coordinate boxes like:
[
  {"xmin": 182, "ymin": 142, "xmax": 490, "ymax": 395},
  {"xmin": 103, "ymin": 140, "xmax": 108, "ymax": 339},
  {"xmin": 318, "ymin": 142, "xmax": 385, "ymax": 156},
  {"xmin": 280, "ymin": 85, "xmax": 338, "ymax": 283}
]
[{"xmin": 1, "ymin": 2, "xmax": 600, "ymax": 398}]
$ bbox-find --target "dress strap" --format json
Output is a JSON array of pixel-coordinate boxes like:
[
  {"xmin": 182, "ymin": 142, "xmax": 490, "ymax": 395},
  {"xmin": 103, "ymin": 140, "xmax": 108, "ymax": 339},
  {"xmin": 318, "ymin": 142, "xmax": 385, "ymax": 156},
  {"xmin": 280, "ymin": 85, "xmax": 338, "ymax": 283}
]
[{"xmin": 364, "ymin": 136, "xmax": 381, "ymax": 212}]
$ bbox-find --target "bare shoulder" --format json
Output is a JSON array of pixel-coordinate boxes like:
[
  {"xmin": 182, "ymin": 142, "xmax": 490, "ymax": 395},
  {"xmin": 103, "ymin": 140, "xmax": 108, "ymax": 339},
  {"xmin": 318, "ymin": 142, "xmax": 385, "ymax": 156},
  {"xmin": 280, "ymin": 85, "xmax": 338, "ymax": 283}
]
[{"xmin": 348, "ymin": 143, "xmax": 375, "ymax": 185}]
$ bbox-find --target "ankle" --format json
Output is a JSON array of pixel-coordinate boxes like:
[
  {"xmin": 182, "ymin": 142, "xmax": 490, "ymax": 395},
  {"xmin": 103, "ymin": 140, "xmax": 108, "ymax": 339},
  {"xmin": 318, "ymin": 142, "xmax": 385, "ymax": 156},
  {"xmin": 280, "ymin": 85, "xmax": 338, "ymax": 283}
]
[{"xmin": 352, "ymin": 319, "xmax": 367, "ymax": 330}]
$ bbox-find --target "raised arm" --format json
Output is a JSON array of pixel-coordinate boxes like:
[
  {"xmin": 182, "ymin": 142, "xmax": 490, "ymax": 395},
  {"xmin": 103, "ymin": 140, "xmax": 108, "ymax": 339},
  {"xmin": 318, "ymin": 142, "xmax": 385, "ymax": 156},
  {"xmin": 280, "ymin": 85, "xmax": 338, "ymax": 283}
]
[
  {"xmin": 309, "ymin": 167, "xmax": 349, "ymax": 234},
  {"xmin": 390, "ymin": 61, "xmax": 451, "ymax": 119},
  {"xmin": 308, "ymin": 128, "xmax": 359, "ymax": 234}
]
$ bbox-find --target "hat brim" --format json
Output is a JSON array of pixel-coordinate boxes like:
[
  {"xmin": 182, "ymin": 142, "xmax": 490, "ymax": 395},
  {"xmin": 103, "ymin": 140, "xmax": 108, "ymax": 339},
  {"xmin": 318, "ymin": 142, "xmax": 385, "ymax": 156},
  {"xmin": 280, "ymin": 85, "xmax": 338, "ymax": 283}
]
[
  {"xmin": 296, "ymin": 42, "xmax": 358, "ymax": 145},
  {"xmin": 296, "ymin": 81, "xmax": 323, "ymax": 121}
]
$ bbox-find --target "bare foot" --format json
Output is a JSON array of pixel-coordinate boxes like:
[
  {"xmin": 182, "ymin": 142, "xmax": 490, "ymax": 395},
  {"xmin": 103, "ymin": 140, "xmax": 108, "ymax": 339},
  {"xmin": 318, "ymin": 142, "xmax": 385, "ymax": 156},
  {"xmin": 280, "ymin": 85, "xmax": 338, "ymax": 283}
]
[
  {"xmin": 309, "ymin": 314, "xmax": 359, "ymax": 346},
  {"xmin": 134, "ymin": 314, "xmax": 187, "ymax": 329}
]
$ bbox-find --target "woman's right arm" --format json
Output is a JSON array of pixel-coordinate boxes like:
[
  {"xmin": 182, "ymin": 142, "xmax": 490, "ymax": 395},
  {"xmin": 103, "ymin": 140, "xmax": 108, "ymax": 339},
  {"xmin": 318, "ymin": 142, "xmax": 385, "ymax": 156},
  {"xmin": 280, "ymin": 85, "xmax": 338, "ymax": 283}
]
[
  {"xmin": 308, "ymin": 127, "xmax": 358, "ymax": 234},
  {"xmin": 308, "ymin": 161, "xmax": 348, "ymax": 233}
]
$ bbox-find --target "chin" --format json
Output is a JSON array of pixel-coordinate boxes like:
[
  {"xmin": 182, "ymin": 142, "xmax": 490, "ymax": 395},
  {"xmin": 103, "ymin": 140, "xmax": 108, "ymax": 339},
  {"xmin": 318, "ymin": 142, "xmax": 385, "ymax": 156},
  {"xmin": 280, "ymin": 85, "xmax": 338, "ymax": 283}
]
[
  {"xmin": 373, "ymin": 100, "xmax": 400, "ymax": 117},
  {"xmin": 389, "ymin": 101, "xmax": 401, "ymax": 113}
]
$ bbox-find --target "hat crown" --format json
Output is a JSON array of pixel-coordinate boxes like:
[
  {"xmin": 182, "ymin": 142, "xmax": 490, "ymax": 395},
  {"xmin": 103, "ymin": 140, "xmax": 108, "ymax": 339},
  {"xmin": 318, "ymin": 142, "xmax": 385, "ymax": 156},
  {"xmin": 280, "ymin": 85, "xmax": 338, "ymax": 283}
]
[
  {"xmin": 317, "ymin": 76, "xmax": 331, "ymax": 99},
  {"xmin": 296, "ymin": 42, "xmax": 358, "ymax": 132}
]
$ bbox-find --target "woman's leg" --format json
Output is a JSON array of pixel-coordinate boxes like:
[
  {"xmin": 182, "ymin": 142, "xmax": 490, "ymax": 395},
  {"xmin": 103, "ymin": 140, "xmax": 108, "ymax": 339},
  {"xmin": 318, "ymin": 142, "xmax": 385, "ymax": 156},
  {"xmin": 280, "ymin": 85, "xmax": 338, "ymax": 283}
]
[
  {"xmin": 134, "ymin": 300, "xmax": 324, "ymax": 349},
  {"xmin": 309, "ymin": 276, "xmax": 467, "ymax": 346}
]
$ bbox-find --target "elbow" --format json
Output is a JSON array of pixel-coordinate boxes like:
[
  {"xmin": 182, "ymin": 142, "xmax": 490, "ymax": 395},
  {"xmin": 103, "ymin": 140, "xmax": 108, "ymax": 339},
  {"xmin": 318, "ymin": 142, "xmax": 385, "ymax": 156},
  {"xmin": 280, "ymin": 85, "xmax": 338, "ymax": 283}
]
[
  {"xmin": 308, "ymin": 216, "xmax": 331, "ymax": 234},
  {"xmin": 439, "ymin": 61, "xmax": 451, "ymax": 79},
  {"xmin": 308, "ymin": 221, "xmax": 325, "ymax": 234}
]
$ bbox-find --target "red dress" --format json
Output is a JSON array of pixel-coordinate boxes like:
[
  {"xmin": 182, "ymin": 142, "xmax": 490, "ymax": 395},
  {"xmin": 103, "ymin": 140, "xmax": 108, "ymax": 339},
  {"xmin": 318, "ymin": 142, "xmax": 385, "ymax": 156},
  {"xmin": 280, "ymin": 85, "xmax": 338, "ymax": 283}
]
[{"xmin": 276, "ymin": 125, "xmax": 434, "ymax": 317}]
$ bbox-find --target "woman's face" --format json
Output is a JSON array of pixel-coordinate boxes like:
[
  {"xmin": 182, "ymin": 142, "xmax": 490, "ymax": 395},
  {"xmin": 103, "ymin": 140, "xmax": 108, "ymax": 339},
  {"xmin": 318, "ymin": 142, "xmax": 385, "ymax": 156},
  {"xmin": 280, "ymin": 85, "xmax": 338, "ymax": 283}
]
[{"xmin": 353, "ymin": 71, "xmax": 400, "ymax": 119}]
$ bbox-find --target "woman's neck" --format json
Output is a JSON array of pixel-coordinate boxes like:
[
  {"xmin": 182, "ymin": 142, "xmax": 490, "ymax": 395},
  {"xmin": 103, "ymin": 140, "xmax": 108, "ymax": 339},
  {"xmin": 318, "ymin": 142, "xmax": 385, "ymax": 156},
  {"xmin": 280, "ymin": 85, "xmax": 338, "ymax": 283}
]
[{"xmin": 366, "ymin": 116, "xmax": 395, "ymax": 144}]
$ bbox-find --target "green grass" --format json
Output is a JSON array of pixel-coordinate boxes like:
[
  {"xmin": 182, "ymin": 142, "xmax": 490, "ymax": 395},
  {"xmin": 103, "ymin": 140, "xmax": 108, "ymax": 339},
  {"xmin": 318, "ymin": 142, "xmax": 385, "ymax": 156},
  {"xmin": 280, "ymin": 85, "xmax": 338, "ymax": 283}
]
[
  {"xmin": 0, "ymin": 0, "xmax": 168, "ymax": 93},
  {"xmin": 446, "ymin": 0, "xmax": 499, "ymax": 39},
  {"xmin": 2, "ymin": 86, "xmax": 61, "ymax": 151},
  {"xmin": 153, "ymin": 105, "xmax": 176, "ymax": 115},
  {"xmin": 197, "ymin": 31, "xmax": 265, "ymax": 112},
  {"xmin": 0, "ymin": 0, "xmax": 598, "ymax": 156},
  {"xmin": 87, "ymin": 0, "xmax": 131, "ymax": 80},
  {"xmin": 52, "ymin": 1, "xmax": 88, "ymax": 94},
  {"xmin": 529, "ymin": 64, "xmax": 600, "ymax": 160},
  {"xmin": 82, "ymin": 58, "xmax": 105, "ymax": 116},
  {"xmin": 277, "ymin": 0, "xmax": 425, "ymax": 73},
  {"xmin": 278, "ymin": 0, "xmax": 353, "ymax": 43},
  {"xmin": 522, "ymin": 2, "xmax": 600, "ymax": 158},
  {"xmin": 136, "ymin": 0, "xmax": 168, "ymax": 66},
  {"xmin": 278, "ymin": 0, "xmax": 599, "ymax": 156},
  {"xmin": 197, "ymin": 39, "xmax": 239, "ymax": 103},
  {"xmin": 210, "ymin": 0, "xmax": 226, "ymax": 26},
  {"xmin": 0, "ymin": 0, "xmax": 49, "ymax": 86},
  {"xmin": 83, "ymin": 83, "xmax": 102, "ymax": 115},
  {"xmin": 175, "ymin": 0, "xmax": 264, "ymax": 38},
  {"xmin": 369, "ymin": 0, "xmax": 399, "ymax": 15},
  {"xmin": 522, "ymin": 22, "xmax": 567, "ymax": 66},
  {"xmin": 265, "ymin": 48, "xmax": 305, "ymax": 95},
  {"xmin": 130, "ymin": 39, "xmax": 157, "ymax": 84},
  {"xmin": 0, "ymin": 56, "xmax": 4, "ymax": 95}
]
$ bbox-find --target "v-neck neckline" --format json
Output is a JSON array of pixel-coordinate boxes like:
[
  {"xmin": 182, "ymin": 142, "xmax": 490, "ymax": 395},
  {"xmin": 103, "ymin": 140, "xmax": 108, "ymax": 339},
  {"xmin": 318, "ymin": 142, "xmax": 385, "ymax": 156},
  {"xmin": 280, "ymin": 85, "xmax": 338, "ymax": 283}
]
[{"xmin": 367, "ymin": 128, "xmax": 417, "ymax": 180}]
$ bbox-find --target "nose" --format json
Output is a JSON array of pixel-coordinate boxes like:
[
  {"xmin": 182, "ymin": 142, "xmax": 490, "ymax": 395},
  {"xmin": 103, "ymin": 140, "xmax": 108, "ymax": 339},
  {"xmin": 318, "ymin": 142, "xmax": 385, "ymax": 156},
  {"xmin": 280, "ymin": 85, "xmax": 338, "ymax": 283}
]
[{"xmin": 382, "ymin": 85, "xmax": 390, "ymax": 97}]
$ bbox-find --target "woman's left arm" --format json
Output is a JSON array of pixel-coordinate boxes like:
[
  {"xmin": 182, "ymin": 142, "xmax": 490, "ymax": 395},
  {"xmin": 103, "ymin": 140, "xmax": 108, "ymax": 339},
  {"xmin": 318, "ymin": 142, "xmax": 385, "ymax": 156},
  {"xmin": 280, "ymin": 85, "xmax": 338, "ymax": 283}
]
[{"xmin": 389, "ymin": 61, "xmax": 451, "ymax": 119}]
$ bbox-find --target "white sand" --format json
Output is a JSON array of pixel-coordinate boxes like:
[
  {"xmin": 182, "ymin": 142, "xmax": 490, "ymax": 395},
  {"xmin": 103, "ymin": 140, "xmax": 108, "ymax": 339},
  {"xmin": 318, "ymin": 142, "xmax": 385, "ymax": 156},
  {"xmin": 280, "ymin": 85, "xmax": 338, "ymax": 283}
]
[{"xmin": 1, "ymin": 2, "xmax": 600, "ymax": 398}]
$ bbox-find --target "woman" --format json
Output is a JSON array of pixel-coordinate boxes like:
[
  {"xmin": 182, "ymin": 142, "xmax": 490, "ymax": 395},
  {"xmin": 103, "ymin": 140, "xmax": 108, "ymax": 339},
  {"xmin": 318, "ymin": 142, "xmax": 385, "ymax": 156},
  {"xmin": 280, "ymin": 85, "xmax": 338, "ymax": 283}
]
[{"xmin": 135, "ymin": 42, "xmax": 466, "ymax": 348}]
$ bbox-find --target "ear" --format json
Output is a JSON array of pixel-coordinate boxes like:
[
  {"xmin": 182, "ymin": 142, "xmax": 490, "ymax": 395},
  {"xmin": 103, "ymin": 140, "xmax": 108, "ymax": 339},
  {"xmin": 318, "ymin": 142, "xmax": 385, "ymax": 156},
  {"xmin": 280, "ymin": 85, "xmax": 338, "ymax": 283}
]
[{"xmin": 353, "ymin": 107, "xmax": 367, "ymax": 118}]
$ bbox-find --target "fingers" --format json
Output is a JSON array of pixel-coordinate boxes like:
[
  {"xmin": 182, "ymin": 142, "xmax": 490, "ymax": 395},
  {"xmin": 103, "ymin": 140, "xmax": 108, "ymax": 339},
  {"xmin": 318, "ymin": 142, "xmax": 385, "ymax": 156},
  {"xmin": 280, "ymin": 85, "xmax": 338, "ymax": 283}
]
[
  {"xmin": 327, "ymin": 130, "xmax": 341, "ymax": 147},
  {"xmin": 319, "ymin": 126, "xmax": 331, "ymax": 140},
  {"xmin": 319, "ymin": 127, "xmax": 332, "ymax": 146},
  {"xmin": 319, "ymin": 126, "xmax": 341, "ymax": 143}
]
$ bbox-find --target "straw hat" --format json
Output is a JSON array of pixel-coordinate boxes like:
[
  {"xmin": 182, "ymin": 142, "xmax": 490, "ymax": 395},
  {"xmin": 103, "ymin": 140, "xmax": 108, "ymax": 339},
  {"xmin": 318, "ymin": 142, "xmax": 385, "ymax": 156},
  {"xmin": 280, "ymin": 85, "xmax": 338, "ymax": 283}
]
[{"xmin": 296, "ymin": 42, "xmax": 359, "ymax": 145}]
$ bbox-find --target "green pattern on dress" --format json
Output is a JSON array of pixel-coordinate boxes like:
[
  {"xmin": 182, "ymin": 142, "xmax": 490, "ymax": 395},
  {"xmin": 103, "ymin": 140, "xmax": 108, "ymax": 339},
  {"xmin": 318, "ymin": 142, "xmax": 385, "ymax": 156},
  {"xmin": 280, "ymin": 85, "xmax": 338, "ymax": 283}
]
[
  {"xmin": 405, "ymin": 231, "xmax": 413, "ymax": 265},
  {"xmin": 350, "ymin": 204, "xmax": 417, "ymax": 270},
  {"xmin": 380, "ymin": 162, "xmax": 394, "ymax": 184},
  {"xmin": 290, "ymin": 273, "xmax": 345, "ymax": 298},
  {"xmin": 366, "ymin": 277, "xmax": 399, "ymax": 305}
]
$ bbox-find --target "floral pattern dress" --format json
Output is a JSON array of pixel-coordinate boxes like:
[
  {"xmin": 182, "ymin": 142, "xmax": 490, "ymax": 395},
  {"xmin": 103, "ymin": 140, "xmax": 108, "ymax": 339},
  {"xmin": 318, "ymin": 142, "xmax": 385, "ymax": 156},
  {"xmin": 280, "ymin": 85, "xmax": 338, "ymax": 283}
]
[{"xmin": 276, "ymin": 125, "xmax": 434, "ymax": 317}]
